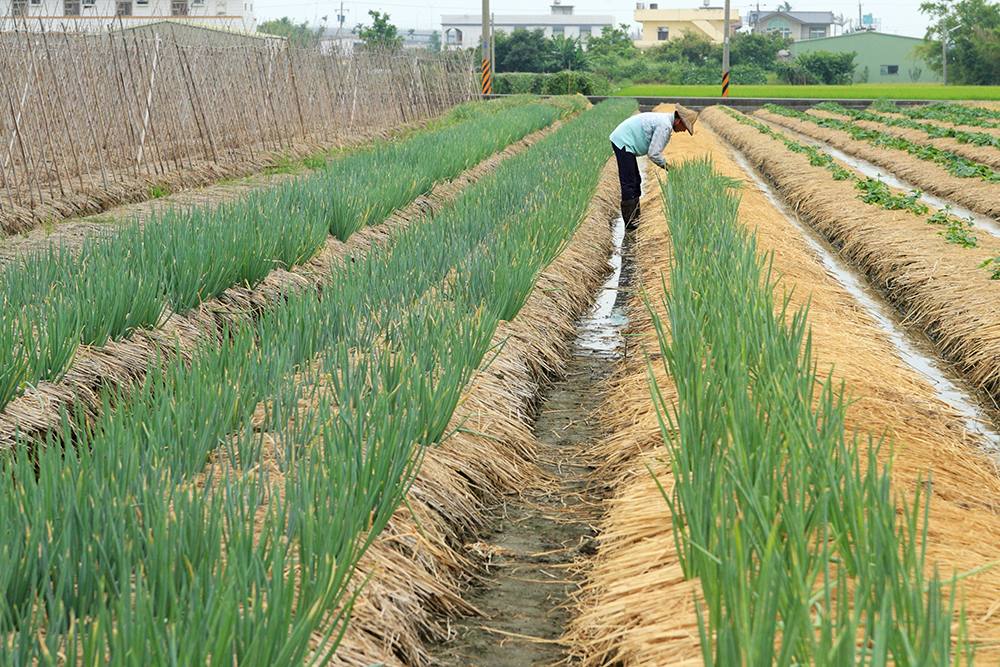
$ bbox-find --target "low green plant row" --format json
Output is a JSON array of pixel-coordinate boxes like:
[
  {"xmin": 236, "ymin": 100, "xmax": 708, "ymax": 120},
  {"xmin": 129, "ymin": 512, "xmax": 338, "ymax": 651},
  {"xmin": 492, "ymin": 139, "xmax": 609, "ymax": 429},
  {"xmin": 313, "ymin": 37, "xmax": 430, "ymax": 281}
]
[
  {"xmin": 0, "ymin": 97, "xmax": 636, "ymax": 665},
  {"xmin": 0, "ymin": 96, "xmax": 580, "ymax": 416},
  {"xmin": 872, "ymin": 100, "xmax": 1000, "ymax": 131},
  {"xmin": 722, "ymin": 107, "xmax": 980, "ymax": 249},
  {"xmin": 763, "ymin": 103, "xmax": 1000, "ymax": 183},
  {"xmin": 493, "ymin": 71, "xmax": 614, "ymax": 96},
  {"xmin": 820, "ymin": 102, "xmax": 1000, "ymax": 152},
  {"xmin": 648, "ymin": 157, "xmax": 973, "ymax": 666},
  {"xmin": 318, "ymin": 96, "xmax": 587, "ymax": 241}
]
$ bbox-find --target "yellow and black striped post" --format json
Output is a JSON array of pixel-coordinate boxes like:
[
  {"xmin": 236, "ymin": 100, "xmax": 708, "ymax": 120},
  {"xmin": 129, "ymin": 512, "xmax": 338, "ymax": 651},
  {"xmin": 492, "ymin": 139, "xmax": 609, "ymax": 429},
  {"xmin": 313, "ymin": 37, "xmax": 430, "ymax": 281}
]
[
  {"xmin": 481, "ymin": 59, "xmax": 492, "ymax": 95},
  {"xmin": 721, "ymin": 70, "xmax": 730, "ymax": 98}
]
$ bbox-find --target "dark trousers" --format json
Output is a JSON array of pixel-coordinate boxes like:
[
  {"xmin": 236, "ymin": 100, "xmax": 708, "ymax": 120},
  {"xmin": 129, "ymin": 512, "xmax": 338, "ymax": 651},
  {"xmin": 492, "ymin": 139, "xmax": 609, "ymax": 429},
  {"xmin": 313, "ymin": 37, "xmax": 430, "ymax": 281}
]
[{"xmin": 612, "ymin": 142, "xmax": 641, "ymax": 201}]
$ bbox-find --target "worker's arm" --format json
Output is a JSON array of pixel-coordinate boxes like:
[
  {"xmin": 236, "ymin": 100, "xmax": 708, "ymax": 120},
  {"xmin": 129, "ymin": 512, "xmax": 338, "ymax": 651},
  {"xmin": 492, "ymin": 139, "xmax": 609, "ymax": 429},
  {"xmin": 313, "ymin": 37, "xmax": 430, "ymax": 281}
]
[{"xmin": 646, "ymin": 121, "xmax": 673, "ymax": 169}]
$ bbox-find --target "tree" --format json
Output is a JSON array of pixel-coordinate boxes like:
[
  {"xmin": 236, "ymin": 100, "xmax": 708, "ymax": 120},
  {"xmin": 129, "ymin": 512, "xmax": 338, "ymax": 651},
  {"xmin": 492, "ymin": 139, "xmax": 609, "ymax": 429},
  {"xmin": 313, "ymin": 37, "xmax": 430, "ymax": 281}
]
[
  {"xmin": 356, "ymin": 10, "xmax": 404, "ymax": 50},
  {"xmin": 778, "ymin": 1, "xmax": 793, "ymax": 11},
  {"xmin": 645, "ymin": 30, "xmax": 721, "ymax": 66},
  {"xmin": 494, "ymin": 29, "xmax": 551, "ymax": 72},
  {"xmin": 833, "ymin": 13, "xmax": 848, "ymax": 35},
  {"xmin": 917, "ymin": 0, "xmax": 1000, "ymax": 84},
  {"xmin": 729, "ymin": 31, "xmax": 790, "ymax": 68},
  {"xmin": 795, "ymin": 49, "xmax": 857, "ymax": 84},
  {"xmin": 585, "ymin": 25, "xmax": 636, "ymax": 58},
  {"xmin": 549, "ymin": 34, "xmax": 586, "ymax": 71},
  {"xmin": 258, "ymin": 17, "xmax": 326, "ymax": 48},
  {"xmin": 428, "ymin": 30, "xmax": 442, "ymax": 53}
]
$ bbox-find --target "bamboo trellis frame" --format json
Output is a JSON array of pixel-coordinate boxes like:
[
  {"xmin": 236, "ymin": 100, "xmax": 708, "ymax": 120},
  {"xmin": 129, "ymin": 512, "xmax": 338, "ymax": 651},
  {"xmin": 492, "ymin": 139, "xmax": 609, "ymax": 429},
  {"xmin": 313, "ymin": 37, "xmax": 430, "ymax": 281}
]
[{"xmin": 0, "ymin": 24, "xmax": 478, "ymax": 230}]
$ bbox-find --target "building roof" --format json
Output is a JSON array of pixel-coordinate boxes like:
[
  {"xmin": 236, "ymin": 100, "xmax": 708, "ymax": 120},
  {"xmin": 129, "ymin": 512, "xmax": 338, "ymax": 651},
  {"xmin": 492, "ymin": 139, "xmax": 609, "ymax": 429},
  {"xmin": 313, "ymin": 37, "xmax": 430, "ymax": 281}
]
[
  {"xmin": 758, "ymin": 10, "xmax": 835, "ymax": 25},
  {"xmin": 441, "ymin": 13, "xmax": 614, "ymax": 26},
  {"xmin": 790, "ymin": 30, "xmax": 923, "ymax": 45},
  {"xmin": 99, "ymin": 18, "xmax": 282, "ymax": 41}
]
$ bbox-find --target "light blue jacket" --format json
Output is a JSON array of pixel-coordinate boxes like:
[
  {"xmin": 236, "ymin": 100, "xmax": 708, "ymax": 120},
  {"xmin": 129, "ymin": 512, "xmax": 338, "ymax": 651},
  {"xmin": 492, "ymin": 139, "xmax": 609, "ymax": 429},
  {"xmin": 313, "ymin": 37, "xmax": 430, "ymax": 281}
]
[{"xmin": 609, "ymin": 112, "xmax": 675, "ymax": 168}]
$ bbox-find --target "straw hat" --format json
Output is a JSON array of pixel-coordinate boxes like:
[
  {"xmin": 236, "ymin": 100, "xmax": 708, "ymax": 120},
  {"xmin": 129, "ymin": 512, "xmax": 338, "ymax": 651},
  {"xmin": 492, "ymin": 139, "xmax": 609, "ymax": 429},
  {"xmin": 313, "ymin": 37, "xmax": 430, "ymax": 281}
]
[{"xmin": 675, "ymin": 104, "xmax": 699, "ymax": 135}]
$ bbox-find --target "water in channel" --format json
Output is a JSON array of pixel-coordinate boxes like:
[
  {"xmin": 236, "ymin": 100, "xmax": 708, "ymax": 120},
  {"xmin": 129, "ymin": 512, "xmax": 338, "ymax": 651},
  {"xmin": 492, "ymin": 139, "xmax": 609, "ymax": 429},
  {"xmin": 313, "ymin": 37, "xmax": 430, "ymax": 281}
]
[
  {"xmin": 769, "ymin": 120, "xmax": 1000, "ymax": 240},
  {"xmin": 728, "ymin": 147, "xmax": 1000, "ymax": 453}
]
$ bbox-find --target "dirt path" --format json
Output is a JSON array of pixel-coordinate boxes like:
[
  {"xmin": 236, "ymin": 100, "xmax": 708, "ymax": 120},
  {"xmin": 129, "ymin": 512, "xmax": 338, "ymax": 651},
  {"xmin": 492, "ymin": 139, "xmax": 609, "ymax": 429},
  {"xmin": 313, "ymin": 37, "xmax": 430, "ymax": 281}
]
[
  {"xmin": 430, "ymin": 358, "xmax": 609, "ymax": 667},
  {"xmin": 429, "ymin": 222, "xmax": 632, "ymax": 667}
]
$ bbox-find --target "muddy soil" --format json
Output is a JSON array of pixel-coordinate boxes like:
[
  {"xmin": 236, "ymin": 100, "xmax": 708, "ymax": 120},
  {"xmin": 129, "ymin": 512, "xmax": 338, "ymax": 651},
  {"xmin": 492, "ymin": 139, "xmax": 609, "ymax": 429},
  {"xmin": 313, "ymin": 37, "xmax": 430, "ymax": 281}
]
[
  {"xmin": 429, "ymin": 352, "xmax": 613, "ymax": 667},
  {"xmin": 429, "ymin": 222, "xmax": 634, "ymax": 667}
]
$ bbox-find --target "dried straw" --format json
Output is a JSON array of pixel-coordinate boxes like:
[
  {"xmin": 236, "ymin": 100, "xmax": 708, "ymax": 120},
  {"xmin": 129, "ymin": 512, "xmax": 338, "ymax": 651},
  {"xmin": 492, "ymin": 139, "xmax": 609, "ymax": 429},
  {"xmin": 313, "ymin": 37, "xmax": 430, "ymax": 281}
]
[
  {"xmin": 2, "ymin": 125, "xmax": 621, "ymax": 665},
  {"xmin": 712, "ymin": 106, "xmax": 1000, "ymax": 401},
  {"xmin": 754, "ymin": 106, "xmax": 1000, "ymax": 220},
  {"xmin": 811, "ymin": 107, "xmax": 1000, "ymax": 171},
  {"xmin": 0, "ymin": 122, "xmax": 562, "ymax": 448},
  {"xmin": 321, "ymin": 156, "xmax": 620, "ymax": 665},
  {"xmin": 570, "ymin": 106, "xmax": 1000, "ymax": 665}
]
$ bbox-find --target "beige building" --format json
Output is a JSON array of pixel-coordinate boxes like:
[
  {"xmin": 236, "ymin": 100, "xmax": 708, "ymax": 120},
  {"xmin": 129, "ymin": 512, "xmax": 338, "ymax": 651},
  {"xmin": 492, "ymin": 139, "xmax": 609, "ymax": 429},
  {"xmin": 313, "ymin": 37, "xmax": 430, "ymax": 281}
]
[{"xmin": 633, "ymin": 4, "xmax": 741, "ymax": 48}]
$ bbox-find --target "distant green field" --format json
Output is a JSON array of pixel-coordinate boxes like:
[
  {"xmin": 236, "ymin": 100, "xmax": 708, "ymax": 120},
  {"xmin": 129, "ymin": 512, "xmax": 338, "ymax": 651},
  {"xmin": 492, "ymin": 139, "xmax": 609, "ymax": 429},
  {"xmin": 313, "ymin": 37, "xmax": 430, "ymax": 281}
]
[{"xmin": 613, "ymin": 83, "xmax": 1000, "ymax": 100}]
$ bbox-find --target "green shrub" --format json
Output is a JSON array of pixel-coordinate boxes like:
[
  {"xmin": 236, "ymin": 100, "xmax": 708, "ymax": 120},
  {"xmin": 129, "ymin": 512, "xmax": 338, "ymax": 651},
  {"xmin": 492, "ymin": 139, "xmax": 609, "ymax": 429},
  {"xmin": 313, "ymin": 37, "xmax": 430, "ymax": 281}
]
[{"xmin": 494, "ymin": 70, "xmax": 613, "ymax": 96}]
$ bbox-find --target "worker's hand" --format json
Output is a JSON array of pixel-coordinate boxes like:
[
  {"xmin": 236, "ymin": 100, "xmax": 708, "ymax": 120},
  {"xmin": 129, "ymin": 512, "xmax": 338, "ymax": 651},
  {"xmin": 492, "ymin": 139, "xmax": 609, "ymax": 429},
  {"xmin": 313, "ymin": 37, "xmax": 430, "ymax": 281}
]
[{"xmin": 662, "ymin": 161, "xmax": 670, "ymax": 171}]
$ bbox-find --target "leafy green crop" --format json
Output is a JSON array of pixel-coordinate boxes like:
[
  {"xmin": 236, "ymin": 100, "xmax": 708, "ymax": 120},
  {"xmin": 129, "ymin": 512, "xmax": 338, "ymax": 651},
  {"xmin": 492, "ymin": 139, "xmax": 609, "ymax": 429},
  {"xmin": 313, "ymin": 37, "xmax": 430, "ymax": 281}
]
[
  {"xmin": 827, "ymin": 102, "xmax": 1000, "ymax": 152},
  {"xmin": 648, "ymin": 157, "xmax": 972, "ymax": 665},
  {"xmin": 854, "ymin": 177, "xmax": 929, "ymax": 215},
  {"xmin": 0, "ymin": 97, "xmax": 581, "ymax": 414},
  {"xmin": 872, "ymin": 99, "xmax": 1000, "ymax": 130},
  {"xmin": 0, "ymin": 97, "xmax": 636, "ymax": 664},
  {"xmin": 764, "ymin": 103, "xmax": 1000, "ymax": 183}
]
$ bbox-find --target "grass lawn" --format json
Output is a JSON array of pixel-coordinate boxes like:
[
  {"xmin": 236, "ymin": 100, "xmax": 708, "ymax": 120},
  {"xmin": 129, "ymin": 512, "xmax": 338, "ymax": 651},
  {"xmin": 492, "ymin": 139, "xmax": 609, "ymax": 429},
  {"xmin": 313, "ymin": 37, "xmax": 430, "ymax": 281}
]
[{"xmin": 613, "ymin": 83, "xmax": 1000, "ymax": 100}]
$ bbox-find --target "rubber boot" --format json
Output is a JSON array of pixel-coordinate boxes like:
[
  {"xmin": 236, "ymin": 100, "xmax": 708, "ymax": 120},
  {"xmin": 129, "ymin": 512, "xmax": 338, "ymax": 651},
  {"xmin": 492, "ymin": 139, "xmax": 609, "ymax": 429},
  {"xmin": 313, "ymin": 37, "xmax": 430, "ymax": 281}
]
[{"xmin": 621, "ymin": 198, "xmax": 640, "ymax": 230}]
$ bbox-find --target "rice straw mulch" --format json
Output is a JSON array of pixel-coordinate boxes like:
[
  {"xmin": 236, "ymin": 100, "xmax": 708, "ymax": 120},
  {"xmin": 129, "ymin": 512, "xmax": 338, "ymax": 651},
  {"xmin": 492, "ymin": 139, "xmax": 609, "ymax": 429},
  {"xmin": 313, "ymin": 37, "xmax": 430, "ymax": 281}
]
[
  {"xmin": 707, "ymin": 106, "xmax": 1000, "ymax": 405},
  {"xmin": 0, "ymin": 121, "xmax": 426, "ymax": 239},
  {"xmin": 0, "ymin": 122, "xmax": 561, "ymax": 450},
  {"xmin": 813, "ymin": 107, "xmax": 1000, "ymax": 171},
  {"xmin": 316, "ymin": 155, "xmax": 622, "ymax": 665},
  {"xmin": 0, "ymin": 122, "xmax": 621, "ymax": 665},
  {"xmin": 569, "ymin": 106, "xmax": 1000, "ymax": 665},
  {"xmin": 754, "ymin": 106, "xmax": 1000, "ymax": 220}
]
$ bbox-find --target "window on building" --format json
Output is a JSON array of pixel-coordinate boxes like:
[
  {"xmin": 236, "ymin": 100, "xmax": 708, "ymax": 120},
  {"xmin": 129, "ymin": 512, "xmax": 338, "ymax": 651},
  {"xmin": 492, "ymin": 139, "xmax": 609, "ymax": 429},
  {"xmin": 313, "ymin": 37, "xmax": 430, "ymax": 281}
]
[
  {"xmin": 136, "ymin": 0, "xmax": 149, "ymax": 5},
  {"xmin": 808, "ymin": 26, "xmax": 826, "ymax": 38},
  {"xmin": 579, "ymin": 25, "xmax": 591, "ymax": 36},
  {"xmin": 116, "ymin": 1, "xmax": 131, "ymax": 13},
  {"xmin": 171, "ymin": 0, "xmax": 188, "ymax": 14},
  {"xmin": 766, "ymin": 16, "xmax": 790, "ymax": 38},
  {"xmin": 657, "ymin": 26, "xmax": 669, "ymax": 40},
  {"xmin": 64, "ymin": 0, "xmax": 81, "ymax": 15},
  {"xmin": 83, "ymin": 0, "xmax": 96, "ymax": 6},
  {"xmin": 880, "ymin": 64, "xmax": 899, "ymax": 75},
  {"xmin": 11, "ymin": 0, "xmax": 28, "ymax": 14},
  {"xmin": 191, "ymin": 0, "xmax": 203, "ymax": 5},
  {"xmin": 30, "ymin": 0, "xmax": 41, "ymax": 5},
  {"xmin": 216, "ymin": 0, "xmax": 226, "ymax": 13},
  {"xmin": 552, "ymin": 26, "xmax": 564, "ymax": 34}
]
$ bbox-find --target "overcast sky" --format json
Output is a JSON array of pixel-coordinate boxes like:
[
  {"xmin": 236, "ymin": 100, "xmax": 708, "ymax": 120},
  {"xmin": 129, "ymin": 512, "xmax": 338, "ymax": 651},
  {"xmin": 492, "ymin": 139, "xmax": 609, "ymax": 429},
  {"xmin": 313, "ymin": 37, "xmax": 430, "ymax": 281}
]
[{"xmin": 254, "ymin": 0, "xmax": 933, "ymax": 40}]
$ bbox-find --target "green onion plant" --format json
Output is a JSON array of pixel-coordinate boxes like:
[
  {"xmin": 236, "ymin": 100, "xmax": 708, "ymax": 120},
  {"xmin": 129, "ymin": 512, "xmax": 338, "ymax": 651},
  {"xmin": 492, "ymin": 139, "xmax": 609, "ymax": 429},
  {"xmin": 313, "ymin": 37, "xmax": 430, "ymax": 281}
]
[{"xmin": 645, "ymin": 158, "xmax": 974, "ymax": 665}]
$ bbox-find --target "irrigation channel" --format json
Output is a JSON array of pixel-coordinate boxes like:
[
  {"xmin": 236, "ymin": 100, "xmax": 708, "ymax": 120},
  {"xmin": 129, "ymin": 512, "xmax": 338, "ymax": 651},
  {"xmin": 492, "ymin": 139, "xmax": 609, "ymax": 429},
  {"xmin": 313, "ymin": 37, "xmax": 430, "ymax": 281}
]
[
  {"xmin": 9, "ymin": 95, "xmax": 1000, "ymax": 664},
  {"xmin": 428, "ymin": 179, "xmax": 636, "ymax": 666},
  {"xmin": 727, "ymin": 140, "xmax": 1000, "ymax": 453}
]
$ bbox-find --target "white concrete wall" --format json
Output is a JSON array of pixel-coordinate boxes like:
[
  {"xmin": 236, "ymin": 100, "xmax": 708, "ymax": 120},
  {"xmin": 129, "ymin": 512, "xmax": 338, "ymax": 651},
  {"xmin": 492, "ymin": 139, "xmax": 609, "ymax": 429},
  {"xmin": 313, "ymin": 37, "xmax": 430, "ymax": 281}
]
[{"xmin": 0, "ymin": 0, "xmax": 255, "ymax": 31}]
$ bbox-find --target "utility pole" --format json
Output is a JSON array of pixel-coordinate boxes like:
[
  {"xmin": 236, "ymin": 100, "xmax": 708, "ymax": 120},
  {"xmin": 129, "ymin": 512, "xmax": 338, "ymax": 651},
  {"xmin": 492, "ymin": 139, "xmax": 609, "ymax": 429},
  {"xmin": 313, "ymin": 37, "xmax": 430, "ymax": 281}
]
[
  {"xmin": 722, "ymin": 0, "xmax": 730, "ymax": 97},
  {"xmin": 481, "ymin": 0, "xmax": 492, "ymax": 94},
  {"xmin": 336, "ymin": 1, "xmax": 348, "ymax": 36}
]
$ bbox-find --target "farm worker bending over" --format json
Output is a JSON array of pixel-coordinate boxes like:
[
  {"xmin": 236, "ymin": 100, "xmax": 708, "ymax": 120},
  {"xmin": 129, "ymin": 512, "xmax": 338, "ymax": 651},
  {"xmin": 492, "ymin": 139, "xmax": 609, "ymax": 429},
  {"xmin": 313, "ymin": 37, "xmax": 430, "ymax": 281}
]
[{"xmin": 609, "ymin": 104, "xmax": 698, "ymax": 230}]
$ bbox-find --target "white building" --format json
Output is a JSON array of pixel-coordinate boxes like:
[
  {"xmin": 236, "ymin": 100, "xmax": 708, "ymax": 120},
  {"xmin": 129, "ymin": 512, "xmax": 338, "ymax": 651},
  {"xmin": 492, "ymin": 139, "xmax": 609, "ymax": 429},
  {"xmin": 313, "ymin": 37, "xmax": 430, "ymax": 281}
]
[
  {"xmin": 441, "ymin": 0, "xmax": 613, "ymax": 49},
  {"xmin": 0, "ymin": 0, "xmax": 255, "ymax": 32}
]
